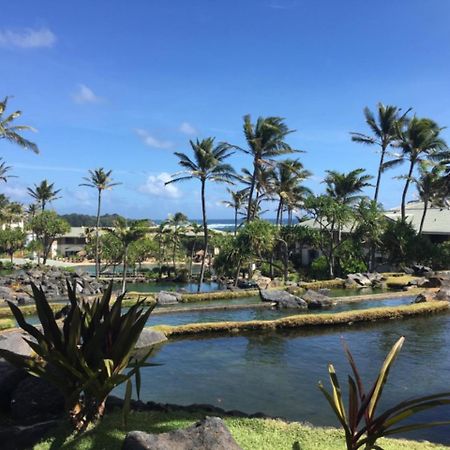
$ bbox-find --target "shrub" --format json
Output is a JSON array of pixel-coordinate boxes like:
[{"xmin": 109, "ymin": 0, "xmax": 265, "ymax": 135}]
[
  {"xmin": 310, "ymin": 256, "xmax": 329, "ymax": 280},
  {"xmin": 0, "ymin": 281, "xmax": 154, "ymax": 431},
  {"xmin": 319, "ymin": 337, "xmax": 450, "ymax": 450}
]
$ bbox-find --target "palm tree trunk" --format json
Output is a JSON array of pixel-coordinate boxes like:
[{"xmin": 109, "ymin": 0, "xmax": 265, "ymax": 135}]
[
  {"xmin": 234, "ymin": 258, "xmax": 242, "ymax": 287},
  {"xmin": 198, "ymin": 180, "xmax": 208, "ymax": 293},
  {"xmin": 373, "ymin": 145, "xmax": 386, "ymax": 203},
  {"xmin": 95, "ymin": 189, "xmax": 102, "ymax": 280},
  {"xmin": 189, "ymin": 240, "xmax": 196, "ymax": 279},
  {"xmin": 419, "ymin": 197, "xmax": 429, "ymax": 235},
  {"xmin": 401, "ymin": 160, "xmax": 415, "ymax": 221},
  {"xmin": 121, "ymin": 245, "xmax": 128, "ymax": 294},
  {"xmin": 246, "ymin": 161, "xmax": 258, "ymax": 222},
  {"xmin": 234, "ymin": 207, "xmax": 238, "ymax": 236},
  {"xmin": 276, "ymin": 199, "xmax": 282, "ymax": 226}
]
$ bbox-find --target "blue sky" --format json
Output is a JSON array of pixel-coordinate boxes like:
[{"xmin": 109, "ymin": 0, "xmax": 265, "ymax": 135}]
[{"xmin": 1, "ymin": 0, "xmax": 450, "ymax": 220}]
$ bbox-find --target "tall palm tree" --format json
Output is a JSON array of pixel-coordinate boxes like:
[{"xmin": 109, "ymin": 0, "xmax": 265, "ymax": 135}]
[
  {"xmin": 27, "ymin": 180, "xmax": 61, "ymax": 211},
  {"xmin": 80, "ymin": 168, "xmax": 121, "ymax": 279},
  {"xmin": 324, "ymin": 168, "xmax": 373, "ymax": 205},
  {"xmin": 0, "ymin": 159, "xmax": 15, "ymax": 183},
  {"xmin": 384, "ymin": 117, "xmax": 449, "ymax": 221},
  {"xmin": 272, "ymin": 159, "xmax": 312, "ymax": 225},
  {"xmin": 222, "ymin": 188, "xmax": 246, "ymax": 235},
  {"xmin": 350, "ymin": 103, "xmax": 409, "ymax": 202},
  {"xmin": 167, "ymin": 137, "xmax": 236, "ymax": 292},
  {"xmin": 107, "ymin": 218, "xmax": 147, "ymax": 294},
  {"xmin": 0, "ymin": 96, "xmax": 39, "ymax": 153},
  {"xmin": 236, "ymin": 115, "xmax": 296, "ymax": 221},
  {"xmin": 414, "ymin": 162, "xmax": 446, "ymax": 234}
]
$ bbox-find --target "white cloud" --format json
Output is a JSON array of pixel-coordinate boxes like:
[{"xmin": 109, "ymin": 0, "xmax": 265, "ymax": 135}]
[
  {"xmin": 0, "ymin": 27, "xmax": 56, "ymax": 49},
  {"xmin": 139, "ymin": 172, "xmax": 182, "ymax": 199},
  {"xmin": 72, "ymin": 84, "xmax": 103, "ymax": 104},
  {"xmin": 179, "ymin": 121, "xmax": 197, "ymax": 135},
  {"xmin": 1, "ymin": 184, "xmax": 28, "ymax": 201},
  {"xmin": 135, "ymin": 129, "xmax": 173, "ymax": 149}
]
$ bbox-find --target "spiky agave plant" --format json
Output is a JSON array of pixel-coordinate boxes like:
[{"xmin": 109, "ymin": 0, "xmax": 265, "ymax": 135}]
[
  {"xmin": 319, "ymin": 337, "xmax": 450, "ymax": 450},
  {"xmin": 0, "ymin": 281, "xmax": 155, "ymax": 431}
]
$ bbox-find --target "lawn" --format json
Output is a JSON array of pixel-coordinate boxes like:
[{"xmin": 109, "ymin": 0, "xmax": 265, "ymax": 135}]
[{"xmin": 34, "ymin": 410, "xmax": 449, "ymax": 450}]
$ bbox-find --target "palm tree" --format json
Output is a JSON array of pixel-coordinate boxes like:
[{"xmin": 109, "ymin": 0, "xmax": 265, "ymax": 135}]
[
  {"xmin": 414, "ymin": 162, "xmax": 446, "ymax": 234},
  {"xmin": 164, "ymin": 212, "xmax": 188, "ymax": 274},
  {"xmin": 384, "ymin": 117, "xmax": 449, "ymax": 221},
  {"xmin": 187, "ymin": 222, "xmax": 203, "ymax": 279},
  {"xmin": 27, "ymin": 180, "xmax": 61, "ymax": 211},
  {"xmin": 236, "ymin": 115, "xmax": 297, "ymax": 221},
  {"xmin": 0, "ymin": 96, "xmax": 39, "ymax": 153},
  {"xmin": 222, "ymin": 188, "xmax": 246, "ymax": 235},
  {"xmin": 107, "ymin": 218, "xmax": 147, "ymax": 294},
  {"xmin": 272, "ymin": 159, "xmax": 312, "ymax": 225},
  {"xmin": 351, "ymin": 103, "xmax": 409, "ymax": 202},
  {"xmin": 80, "ymin": 168, "xmax": 121, "ymax": 279},
  {"xmin": 0, "ymin": 159, "xmax": 15, "ymax": 183},
  {"xmin": 324, "ymin": 168, "xmax": 373, "ymax": 205},
  {"xmin": 167, "ymin": 137, "xmax": 236, "ymax": 292}
]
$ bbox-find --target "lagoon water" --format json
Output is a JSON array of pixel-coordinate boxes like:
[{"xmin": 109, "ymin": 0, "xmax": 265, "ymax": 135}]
[{"xmin": 123, "ymin": 309, "xmax": 450, "ymax": 445}]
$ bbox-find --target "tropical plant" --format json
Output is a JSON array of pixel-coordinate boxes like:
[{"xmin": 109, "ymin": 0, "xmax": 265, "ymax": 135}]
[
  {"xmin": 27, "ymin": 180, "xmax": 61, "ymax": 211},
  {"xmin": 351, "ymin": 104, "xmax": 409, "ymax": 202},
  {"xmin": 0, "ymin": 158, "xmax": 15, "ymax": 182},
  {"xmin": 222, "ymin": 188, "xmax": 246, "ymax": 235},
  {"xmin": 272, "ymin": 159, "xmax": 312, "ymax": 225},
  {"xmin": 236, "ymin": 115, "xmax": 297, "ymax": 221},
  {"xmin": 80, "ymin": 168, "xmax": 121, "ymax": 279},
  {"xmin": 28, "ymin": 211, "xmax": 70, "ymax": 264},
  {"xmin": 164, "ymin": 212, "xmax": 188, "ymax": 274},
  {"xmin": 0, "ymin": 96, "xmax": 39, "ymax": 153},
  {"xmin": 0, "ymin": 282, "xmax": 154, "ymax": 431},
  {"xmin": 324, "ymin": 168, "xmax": 373, "ymax": 205},
  {"xmin": 106, "ymin": 218, "xmax": 148, "ymax": 293},
  {"xmin": 319, "ymin": 336, "xmax": 450, "ymax": 450},
  {"xmin": 167, "ymin": 137, "xmax": 236, "ymax": 292},
  {"xmin": 0, "ymin": 226, "xmax": 26, "ymax": 263},
  {"xmin": 384, "ymin": 117, "xmax": 449, "ymax": 221}
]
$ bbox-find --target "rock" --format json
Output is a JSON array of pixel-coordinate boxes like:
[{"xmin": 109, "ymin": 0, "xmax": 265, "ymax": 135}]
[
  {"xmin": 255, "ymin": 276, "xmax": 271, "ymax": 290},
  {"xmin": 0, "ymin": 331, "xmax": 34, "ymax": 357},
  {"xmin": 0, "ymin": 419, "xmax": 59, "ymax": 450},
  {"xmin": 259, "ymin": 289, "xmax": 307, "ymax": 309},
  {"xmin": 237, "ymin": 280, "xmax": 258, "ymax": 289},
  {"xmin": 156, "ymin": 291, "xmax": 181, "ymax": 305},
  {"xmin": 134, "ymin": 329, "xmax": 167, "ymax": 358},
  {"xmin": 10, "ymin": 376, "xmax": 64, "ymax": 420},
  {"xmin": 301, "ymin": 289, "xmax": 334, "ymax": 309},
  {"xmin": 0, "ymin": 361, "xmax": 27, "ymax": 411},
  {"xmin": 122, "ymin": 416, "xmax": 242, "ymax": 450},
  {"xmin": 435, "ymin": 288, "xmax": 450, "ymax": 301},
  {"xmin": 412, "ymin": 264, "xmax": 433, "ymax": 276},
  {"xmin": 346, "ymin": 273, "xmax": 372, "ymax": 287},
  {"xmin": 414, "ymin": 292, "xmax": 436, "ymax": 303}
]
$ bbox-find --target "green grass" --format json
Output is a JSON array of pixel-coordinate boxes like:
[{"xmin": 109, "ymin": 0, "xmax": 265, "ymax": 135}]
[
  {"xmin": 0, "ymin": 318, "xmax": 14, "ymax": 330},
  {"xmin": 33, "ymin": 410, "xmax": 448, "ymax": 450},
  {"xmin": 152, "ymin": 301, "xmax": 450, "ymax": 337}
]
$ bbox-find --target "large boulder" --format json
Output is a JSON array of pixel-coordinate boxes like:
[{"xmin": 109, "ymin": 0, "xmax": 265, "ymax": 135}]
[
  {"xmin": 259, "ymin": 289, "xmax": 307, "ymax": 309},
  {"xmin": 0, "ymin": 331, "xmax": 34, "ymax": 357},
  {"xmin": 254, "ymin": 276, "xmax": 271, "ymax": 290},
  {"xmin": 122, "ymin": 416, "xmax": 242, "ymax": 450},
  {"xmin": 413, "ymin": 292, "xmax": 436, "ymax": 303},
  {"xmin": 156, "ymin": 291, "xmax": 181, "ymax": 305},
  {"xmin": 346, "ymin": 273, "xmax": 372, "ymax": 288},
  {"xmin": 301, "ymin": 290, "xmax": 334, "ymax": 309},
  {"xmin": 134, "ymin": 329, "xmax": 167, "ymax": 358},
  {"xmin": 0, "ymin": 361, "xmax": 27, "ymax": 411}
]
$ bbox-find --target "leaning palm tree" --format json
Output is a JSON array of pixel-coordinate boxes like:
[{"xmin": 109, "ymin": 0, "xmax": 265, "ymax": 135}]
[
  {"xmin": 0, "ymin": 96, "xmax": 39, "ymax": 153},
  {"xmin": 27, "ymin": 180, "xmax": 61, "ymax": 211},
  {"xmin": 167, "ymin": 137, "xmax": 236, "ymax": 292},
  {"xmin": 164, "ymin": 212, "xmax": 188, "ymax": 275},
  {"xmin": 350, "ymin": 103, "xmax": 409, "ymax": 202},
  {"xmin": 384, "ymin": 117, "xmax": 449, "ymax": 221},
  {"xmin": 235, "ymin": 115, "xmax": 297, "ymax": 221},
  {"xmin": 0, "ymin": 158, "xmax": 15, "ymax": 183},
  {"xmin": 222, "ymin": 188, "xmax": 246, "ymax": 235},
  {"xmin": 324, "ymin": 168, "xmax": 373, "ymax": 205},
  {"xmin": 80, "ymin": 168, "xmax": 121, "ymax": 279}
]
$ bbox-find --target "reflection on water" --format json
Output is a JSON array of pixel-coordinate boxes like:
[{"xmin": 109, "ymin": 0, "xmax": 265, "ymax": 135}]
[{"xmin": 116, "ymin": 310, "xmax": 450, "ymax": 445}]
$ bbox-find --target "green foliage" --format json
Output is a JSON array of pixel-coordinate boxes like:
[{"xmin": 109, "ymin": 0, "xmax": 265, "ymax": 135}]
[
  {"xmin": 318, "ymin": 337, "xmax": 450, "ymax": 450},
  {"xmin": 310, "ymin": 256, "xmax": 329, "ymax": 280},
  {"xmin": 28, "ymin": 211, "xmax": 71, "ymax": 264},
  {"xmin": 0, "ymin": 282, "xmax": 154, "ymax": 431},
  {"xmin": 0, "ymin": 226, "xmax": 26, "ymax": 262}
]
